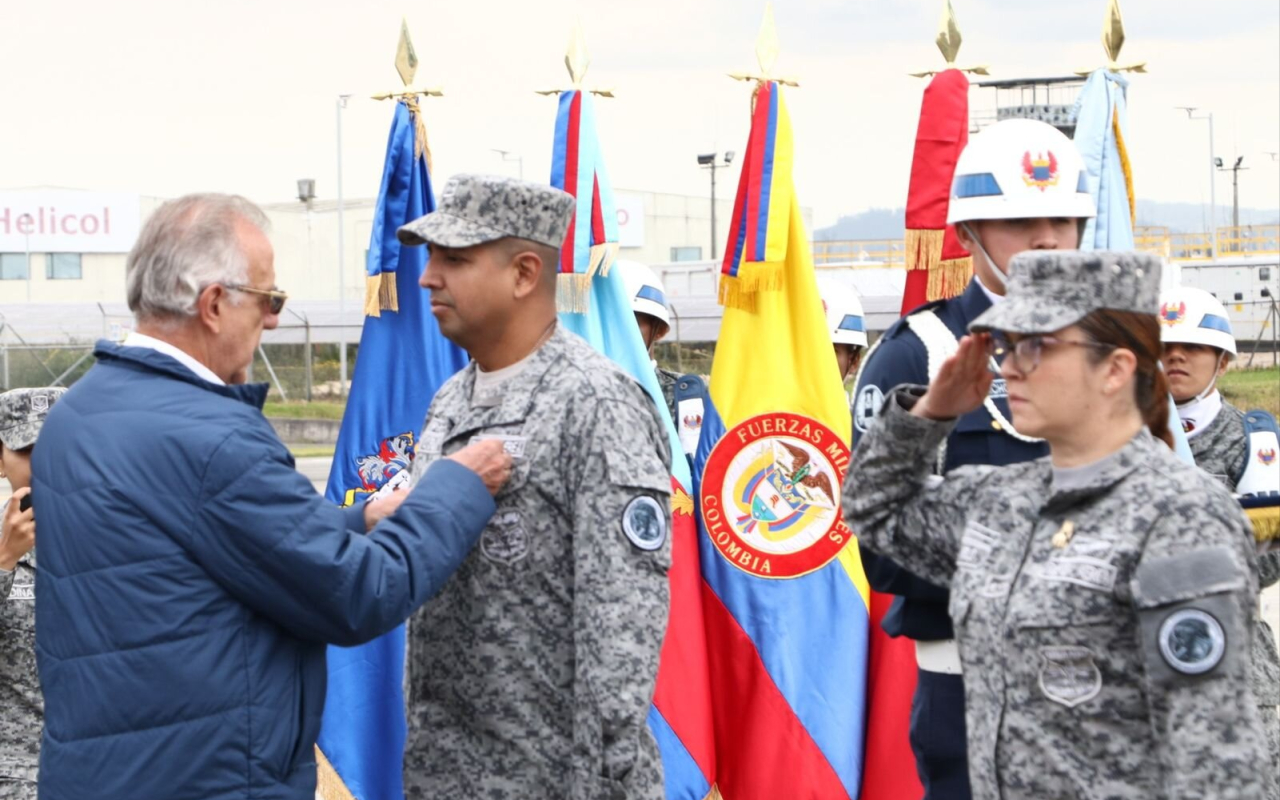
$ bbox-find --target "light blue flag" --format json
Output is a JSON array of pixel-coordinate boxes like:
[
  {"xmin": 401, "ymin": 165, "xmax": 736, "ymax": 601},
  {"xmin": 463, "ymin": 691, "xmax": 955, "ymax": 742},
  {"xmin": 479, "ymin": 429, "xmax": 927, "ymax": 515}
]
[
  {"xmin": 317, "ymin": 100, "xmax": 468, "ymax": 800},
  {"xmin": 1074, "ymin": 69, "xmax": 1135, "ymax": 250},
  {"xmin": 1074, "ymin": 70, "xmax": 1194, "ymax": 463}
]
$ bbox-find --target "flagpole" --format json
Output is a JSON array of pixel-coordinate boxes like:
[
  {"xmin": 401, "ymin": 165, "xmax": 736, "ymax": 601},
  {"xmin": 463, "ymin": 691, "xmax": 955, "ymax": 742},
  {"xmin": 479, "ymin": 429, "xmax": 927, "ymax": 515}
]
[{"xmin": 336, "ymin": 93, "xmax": 350, "ymax": 397}]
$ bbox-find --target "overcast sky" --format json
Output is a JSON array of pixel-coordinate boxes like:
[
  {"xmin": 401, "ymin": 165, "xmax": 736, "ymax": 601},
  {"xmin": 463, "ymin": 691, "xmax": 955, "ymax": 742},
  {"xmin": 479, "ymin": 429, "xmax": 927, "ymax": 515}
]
[{"xmin": 2, "ymin": 0, "xmax": 1277, "ymax": 228}]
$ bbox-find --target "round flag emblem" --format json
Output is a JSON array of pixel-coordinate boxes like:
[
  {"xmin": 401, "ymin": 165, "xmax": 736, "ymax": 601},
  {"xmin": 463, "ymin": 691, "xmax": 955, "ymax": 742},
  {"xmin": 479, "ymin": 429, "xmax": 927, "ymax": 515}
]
[{"xmin": 699, "ymin": 412, "xmax": 852, "ymax": 578}]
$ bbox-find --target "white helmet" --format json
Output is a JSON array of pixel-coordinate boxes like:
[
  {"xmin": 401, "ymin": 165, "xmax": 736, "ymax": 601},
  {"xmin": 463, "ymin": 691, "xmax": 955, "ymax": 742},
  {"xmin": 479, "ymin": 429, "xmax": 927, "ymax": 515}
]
[
  {"xmin": 947, "ymin": 119, "xmax": 1097, "ymax": 224},
  {"xmin": 1159, "ymin": 286, "xmax": 1237, "ymax": 358},
  {"xmin": 817, "ymin": 277, "xmax": 868, "ymax": 348},
  {"xmin": 615, "ymin": 259, "xmax": 671, "ymax": 336}
]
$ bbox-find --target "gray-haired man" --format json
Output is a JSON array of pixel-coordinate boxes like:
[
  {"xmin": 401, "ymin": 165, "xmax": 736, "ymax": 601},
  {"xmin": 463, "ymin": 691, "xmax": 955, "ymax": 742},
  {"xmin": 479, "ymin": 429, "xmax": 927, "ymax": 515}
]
[
  {"xmin": 30, "ymin": 193, "xmax": 511, "ymax": 800},
  {"xmin": 399, "ymin": 174, "xmax": 672, "ymax": 800}
]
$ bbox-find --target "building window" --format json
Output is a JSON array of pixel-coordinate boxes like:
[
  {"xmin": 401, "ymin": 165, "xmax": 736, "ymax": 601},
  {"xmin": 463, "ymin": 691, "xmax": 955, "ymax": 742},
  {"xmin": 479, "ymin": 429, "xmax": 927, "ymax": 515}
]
[
  {"xmin": 670, "ymin": 246, "xmax": 703, "ymax": 262},
  {"xmin": 1260, "ymin": 266, "xmax": 1272, "ymax": 282},
  {"xmin": 0, "ymin": 254, "xmax": 29, "ymax": 280},
  {"xmin": 46, "ymin": 253, "xmax": 83, "ymax": 280}
]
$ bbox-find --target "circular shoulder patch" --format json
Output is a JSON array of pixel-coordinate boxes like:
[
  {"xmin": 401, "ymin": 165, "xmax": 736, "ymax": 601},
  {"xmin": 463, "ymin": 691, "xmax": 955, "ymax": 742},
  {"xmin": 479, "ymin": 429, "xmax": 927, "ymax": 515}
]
[
  {"xmin": 623, "ymin": 496, "xmax": 667, "ymax": 551},
  {"xmin": 854, "ymin": 385, "xmax": 884, "ymax": 433},
  {"xmin": 1158, "ymin": 608, "xmax": 1226, "ymax": 675}
]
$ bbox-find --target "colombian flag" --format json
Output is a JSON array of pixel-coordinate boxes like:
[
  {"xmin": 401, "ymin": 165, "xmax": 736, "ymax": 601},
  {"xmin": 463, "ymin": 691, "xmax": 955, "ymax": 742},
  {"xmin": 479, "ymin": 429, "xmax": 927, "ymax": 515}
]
[{"xmin": 657, "ymin": 80, "xmax": 871, "ymax": 799}]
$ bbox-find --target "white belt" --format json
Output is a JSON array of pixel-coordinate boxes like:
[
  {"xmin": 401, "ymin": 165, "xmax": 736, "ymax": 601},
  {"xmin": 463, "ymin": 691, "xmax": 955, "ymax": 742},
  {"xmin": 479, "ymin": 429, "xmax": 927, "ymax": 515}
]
[{"xmin": 915, "ymin": 639, "xmax": 963, "ymax": 675}]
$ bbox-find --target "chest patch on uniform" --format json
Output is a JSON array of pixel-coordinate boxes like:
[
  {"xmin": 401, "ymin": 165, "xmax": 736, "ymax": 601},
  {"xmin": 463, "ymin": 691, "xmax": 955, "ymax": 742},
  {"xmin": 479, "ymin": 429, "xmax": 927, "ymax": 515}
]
[
  {"xmin": 956, "ymin": 521, "xmax": 999, "ymax": 567},
  {"xmin": 7, "ymin": 578, "xmax": 34, "ymax": 602},
  {"xmin": 623, "ymin": 496, "xmax": 667, "ymax": 551},
  {"xmin": 1038, "ymin": 646, "xmax": 1102, "ymax": 707},
  {"xmin": 1031, "ymin": 556, "xmax": 1117, "ymax": 593},
  {"xmin": 469, "ymin": 433, "xmax": 528, "ymax": 460},
  {"xmin": 853, "ymin": 385, "xmax": 884, "ymax": 433},
  {"xmin": 481, "ymin": 510, "xmax": 529, "ymax": 564},
  {"xmin": 1158, "ymin": 608, "xmax": 1226, "ymax": 675}
]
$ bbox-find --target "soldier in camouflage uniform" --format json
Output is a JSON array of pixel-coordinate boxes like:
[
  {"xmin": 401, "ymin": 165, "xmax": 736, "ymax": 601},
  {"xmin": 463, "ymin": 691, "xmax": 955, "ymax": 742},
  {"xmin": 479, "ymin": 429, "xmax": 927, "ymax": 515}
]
[
  {"xmin": 844, "ymin": 250, "xmax": 1277, "ymax": 799},
  {"xmin": 397, "ymin": 175, "xmax": 672, "ymax": 800},
  {"xmin": 0, "ymin": 387, "xmax": 66, "ymax": 799},
  {"xmin": 1160, "ymin": 284, "xmax": 1280, "ymax": 772}
]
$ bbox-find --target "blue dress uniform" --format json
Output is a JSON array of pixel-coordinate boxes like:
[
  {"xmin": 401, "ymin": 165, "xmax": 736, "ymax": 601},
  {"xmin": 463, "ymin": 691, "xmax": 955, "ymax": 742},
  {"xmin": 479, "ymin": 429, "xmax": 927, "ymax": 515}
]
[{"xmin": 851, "ymin": 279, "xmax": 1047, "ymax": 799}]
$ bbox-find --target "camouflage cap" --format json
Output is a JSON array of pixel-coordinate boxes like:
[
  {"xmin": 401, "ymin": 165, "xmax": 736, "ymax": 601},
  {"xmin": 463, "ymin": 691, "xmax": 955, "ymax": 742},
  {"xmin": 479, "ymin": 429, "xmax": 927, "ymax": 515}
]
[
  {"xmin": 969, "ymin": 250, "xmax": 1162, "ymax": 335},
  {"xmin": 397, "ymin": 174, "xmax": 575, "ymax": 250},
  {"xmin": 0, "ymin": 387, "xmax": 67, "ymax": 451}
]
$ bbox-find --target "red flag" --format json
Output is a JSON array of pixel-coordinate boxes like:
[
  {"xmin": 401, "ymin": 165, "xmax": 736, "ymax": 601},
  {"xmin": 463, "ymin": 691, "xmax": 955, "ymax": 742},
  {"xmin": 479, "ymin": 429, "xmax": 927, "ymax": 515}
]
[{"xmin": 900, "ymin": 69, "xmax": 972, "ymax": 315}]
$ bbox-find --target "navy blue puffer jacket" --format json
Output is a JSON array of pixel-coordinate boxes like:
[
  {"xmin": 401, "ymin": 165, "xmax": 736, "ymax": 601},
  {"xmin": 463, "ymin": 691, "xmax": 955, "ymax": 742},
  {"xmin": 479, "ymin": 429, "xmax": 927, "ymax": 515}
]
[{"xmin": 31, "ymin": 342, "xmax": 493, "ymax": 800}]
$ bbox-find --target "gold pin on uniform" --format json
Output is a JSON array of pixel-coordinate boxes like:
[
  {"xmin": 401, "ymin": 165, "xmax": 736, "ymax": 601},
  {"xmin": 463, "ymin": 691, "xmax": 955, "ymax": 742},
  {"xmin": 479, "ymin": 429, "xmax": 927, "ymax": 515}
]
[{"xmin": 1052, "ymin": 520, "xmax": 1076, "ymax": 549}]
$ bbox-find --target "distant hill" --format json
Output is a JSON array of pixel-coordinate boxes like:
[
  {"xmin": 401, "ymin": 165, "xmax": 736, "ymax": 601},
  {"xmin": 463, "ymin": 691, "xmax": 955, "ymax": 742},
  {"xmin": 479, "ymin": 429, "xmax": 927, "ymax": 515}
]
[{"xmin": 814, "ymin": 201, "xmax": 1279, "ymax": 241}]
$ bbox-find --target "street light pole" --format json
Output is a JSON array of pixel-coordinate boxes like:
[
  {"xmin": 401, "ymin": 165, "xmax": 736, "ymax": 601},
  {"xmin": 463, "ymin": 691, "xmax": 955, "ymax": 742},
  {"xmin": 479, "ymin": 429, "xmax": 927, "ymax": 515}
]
[
  {"xmin": 1179, "ymin": 107, "xmax": 1217, "ymax": 259},
  {"xmin": 335, "ymin": 94, "xmax": 350, "ymax": 397},
  {"xmin": 1217, "ymin": 156, "xmax": 1246, "ymax": 232},
  {"xmin": 698, "ymin": 151, "xmax": 735, "ymax": 261}
]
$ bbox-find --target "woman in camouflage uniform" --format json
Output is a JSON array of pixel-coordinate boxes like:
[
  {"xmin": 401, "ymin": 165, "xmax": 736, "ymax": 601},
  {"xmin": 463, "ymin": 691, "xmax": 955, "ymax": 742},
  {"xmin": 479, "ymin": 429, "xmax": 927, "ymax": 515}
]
[
  {"xmin": 1160, "ymin": 284, "xmax": 1280, "ymax": 773},
  {"xmin": 844, "ymin": 251, "xmax": 1275, "ymax": 799},
  {"xmin": 1, "ymin": 387, "xmax": 65, "ymax": 799}
]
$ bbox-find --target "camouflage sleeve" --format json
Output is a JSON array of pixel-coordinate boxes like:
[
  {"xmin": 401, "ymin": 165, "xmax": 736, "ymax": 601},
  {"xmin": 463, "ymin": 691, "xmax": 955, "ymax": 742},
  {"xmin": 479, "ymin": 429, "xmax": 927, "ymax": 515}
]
[
  {"xmin": 1130, "ymin": 489, "xmax": 1277, "ymax": 800},
  {"xmin": 0, "ymin": 564, "xmax": 12, "ymax": 600},
  {"xmin": 570, "ymin": 396, "xmax": 672, "ymax": 800},
  {"xmin": 1259, "ymin": 551, "xmax": 1280, "ymax": 589},
  {"xmin": 842, "ymin": 385, "xmax": 999, "ymax": 589}
]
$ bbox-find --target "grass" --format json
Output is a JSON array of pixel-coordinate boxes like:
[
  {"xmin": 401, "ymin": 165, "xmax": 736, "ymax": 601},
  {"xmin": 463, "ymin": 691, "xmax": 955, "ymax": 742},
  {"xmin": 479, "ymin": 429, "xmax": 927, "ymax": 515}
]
[
  {"xmin": 288, "ymin": 444, "xmax": 336, "ymax": 459},
  {"xmin": 263, "ymin": 400, "xmax": 347, "ymax": 420},
  {"xmin": 1219, "ymin": 366, "xmax": 1280, "ymax": 416}
]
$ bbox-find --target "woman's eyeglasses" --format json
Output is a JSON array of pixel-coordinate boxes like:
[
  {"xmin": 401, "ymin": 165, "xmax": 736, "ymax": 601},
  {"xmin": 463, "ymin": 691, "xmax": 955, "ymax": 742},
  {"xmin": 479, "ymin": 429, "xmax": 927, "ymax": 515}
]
[
  {"xmin": 987, "ymin": 332, "xmax": 1114, "ymax": 375},
  {"xmin": 226, "ymin": 284, "xmax": 288, "ymax": 315}
]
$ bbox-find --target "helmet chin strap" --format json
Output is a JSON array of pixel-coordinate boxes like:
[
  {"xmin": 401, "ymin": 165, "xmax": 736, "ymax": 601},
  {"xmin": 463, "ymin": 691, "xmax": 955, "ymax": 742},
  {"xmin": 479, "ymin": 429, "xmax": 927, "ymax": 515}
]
[{"xmin": 960, "ymin": 222, "xmax": 1008, "ymax": 291}]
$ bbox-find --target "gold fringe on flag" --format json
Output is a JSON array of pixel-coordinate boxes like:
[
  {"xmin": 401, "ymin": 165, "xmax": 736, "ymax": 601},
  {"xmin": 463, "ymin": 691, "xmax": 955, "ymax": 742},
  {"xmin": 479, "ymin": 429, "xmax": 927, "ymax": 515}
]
[
  {"xmin": 315, "ymin": 747, "xmax": 357, "ymax": 800},
  {"xmin": 926, "ymin": 256, "xmax": 973, "ymax": 301},
  {"xmin": 904, "ymin": 228, "xmax": 945, "ymax": 272},
  {"xmin": 717, "ymin": 274, "xmax": 756, "ymax": 312},
  {"xmin": 1111, "ymin": 104, "xmax": 1136, "ymax": 228},
  {"xmin": 1247, "ymin": 505, "xmax": 1280, "ymax": 545},
  {"xmin": 703, "ymin": 784, "xmax": 725, "ymax": 800},
  {"xmin": 592, "ymin": 242, "xmax": 620, "ymax": 278},
  {"xmin": 364, "ymin": 272, "xmax": 399, "ymax": 317},
  {"xmin": 556, "ymin": 272, "xmax": 592, "ymax": 314}
]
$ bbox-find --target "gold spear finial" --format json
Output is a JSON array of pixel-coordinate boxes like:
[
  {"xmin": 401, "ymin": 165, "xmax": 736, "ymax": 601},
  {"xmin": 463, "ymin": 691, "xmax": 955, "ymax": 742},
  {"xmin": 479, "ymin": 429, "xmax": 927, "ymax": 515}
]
[
  {"xmin": 372, "ymin": 19, "xmax": 443, "ymax": 100},
  {"xmin": 536, "ymin": 21, "xmax": 615, "ymax": 97},
  {"xmin": 1076, "ymin": 0, "xmax": 1147, "ymax": 75},
  {"xmin": 729, "ymin": 3, "xmax": 799, "ymax": 86},
  {"xmin": 908, "ymin": 0, "xmax": 989, "ymax": 79}
]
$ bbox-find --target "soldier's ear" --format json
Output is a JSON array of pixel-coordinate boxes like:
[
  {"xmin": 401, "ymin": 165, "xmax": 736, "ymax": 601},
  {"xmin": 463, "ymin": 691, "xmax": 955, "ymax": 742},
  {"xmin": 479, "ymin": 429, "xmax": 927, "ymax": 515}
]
[{"xmin": 510, "ymin": 249, "xmax": 543, "ymax": 300}]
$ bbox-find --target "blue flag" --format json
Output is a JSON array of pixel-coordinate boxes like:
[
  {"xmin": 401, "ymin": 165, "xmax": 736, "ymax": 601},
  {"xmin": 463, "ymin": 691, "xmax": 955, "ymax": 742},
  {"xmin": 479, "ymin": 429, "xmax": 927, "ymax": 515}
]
[
  {"xmin": 1074, "ymin": 69, "xmax": 1135, "ymax": 251},
  {"xmin": 316, "ymin": 100, "xmax": 467, "ymax": 800}
]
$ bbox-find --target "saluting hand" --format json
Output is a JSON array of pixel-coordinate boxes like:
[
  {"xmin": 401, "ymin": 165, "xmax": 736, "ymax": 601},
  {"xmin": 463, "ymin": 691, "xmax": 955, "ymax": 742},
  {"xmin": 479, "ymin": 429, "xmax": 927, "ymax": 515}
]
[
  {"xmin": 1, "ymin": 488, "xmax": 36, "ymax": 572},
  {"xmin": 913, "ymin": 333, "xmax": 995, "ymax": 422},
  {"xmin": 447, "ymin": 439, "xmax": 514, "ymax": 497}
]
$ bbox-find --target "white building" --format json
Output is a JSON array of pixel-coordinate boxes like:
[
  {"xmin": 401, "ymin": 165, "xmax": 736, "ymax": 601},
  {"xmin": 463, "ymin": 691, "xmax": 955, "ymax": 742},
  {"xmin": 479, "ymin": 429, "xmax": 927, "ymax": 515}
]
[{"xmin": 1, "ymin": 187, "xmax": 808, "ymax": 344}]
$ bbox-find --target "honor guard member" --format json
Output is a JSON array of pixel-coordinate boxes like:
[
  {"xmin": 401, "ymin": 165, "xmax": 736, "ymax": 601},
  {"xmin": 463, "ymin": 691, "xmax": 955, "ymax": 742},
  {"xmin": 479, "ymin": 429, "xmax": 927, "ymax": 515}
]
[
  {"xmin": 1160, "ymin": 284, "xmax": 1280, "ymax": 768},
  {"xmin": 397, "ymin": 175, "xmax": 673, "ymax": 800},
  {"xmin": 0, "ymin": 387, "xmax": 65, "ymax": 799},
  {"xmin": 850, "ymin": 118, "xmax": 1094, "ymax": 799},
  {"xmin": 844, "ymin": 250, "xmax": 1276, "ymax": 800},
  {"xmin": 617, "ymin": 259, "xmax": 680, "ymax": 419},
  {"xmin": 817, "ymin": 276, "xmax": 870, "ymax": 391}
]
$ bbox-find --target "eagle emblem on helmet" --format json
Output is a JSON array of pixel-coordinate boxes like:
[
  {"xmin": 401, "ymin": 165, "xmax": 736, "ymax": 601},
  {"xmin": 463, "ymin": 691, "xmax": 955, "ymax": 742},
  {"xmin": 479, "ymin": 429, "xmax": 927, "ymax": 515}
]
[
  {"xmin": 1259, "ymin": 448, "xmax": 1277, "ymax": 467},
  {"xmin": 1021, "ymin": 150, "xmax": 1060, "ymax": 191},
  {"xmin": 1160, "ymin": 301, "xmax": 1187, "ymax": 327}
]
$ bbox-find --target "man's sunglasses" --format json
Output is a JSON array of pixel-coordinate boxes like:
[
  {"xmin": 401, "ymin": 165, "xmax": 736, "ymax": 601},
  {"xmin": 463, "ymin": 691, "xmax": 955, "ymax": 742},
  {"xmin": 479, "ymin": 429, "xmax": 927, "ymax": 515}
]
[{"xmin": 226, "ymin": 284, "xmax": 288, "ymax": 315}]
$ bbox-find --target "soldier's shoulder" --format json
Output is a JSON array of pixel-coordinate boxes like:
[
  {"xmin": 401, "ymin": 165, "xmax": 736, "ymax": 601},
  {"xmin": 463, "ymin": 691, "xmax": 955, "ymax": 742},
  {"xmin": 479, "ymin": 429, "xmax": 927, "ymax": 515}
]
[
  {"xmin": 1219, "ymin": 401, "xmax": 1247, "ymax": 429},
  {"xmin": 1137, "ymin": 442, "xmax": 1242, "ymax": 523}
]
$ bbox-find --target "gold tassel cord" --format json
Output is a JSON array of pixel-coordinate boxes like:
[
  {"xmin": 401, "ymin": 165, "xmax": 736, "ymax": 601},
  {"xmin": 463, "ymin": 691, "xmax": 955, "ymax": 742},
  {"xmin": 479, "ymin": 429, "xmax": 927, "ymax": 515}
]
[
  {"xmin": 315, "ymin": 748, "xmax": 357, "ymax": 800},
  {"xmin": 1247, "ymin": 505, "xmax": 1280, "ymax": 545},
  {"xmin": 717, "ymin": 274, "xmax": 757, "ymax": 313},
  {"xmin": 1111, "ymin": 103, "xmax": 1136, "ymax": 228},
  {"xmin": 904, "ymin": 228, "xmax": 945, "ymax": 272},
  {"xmin": 403, "ymin": 96, "xmax": 434, "ymax": 175}
]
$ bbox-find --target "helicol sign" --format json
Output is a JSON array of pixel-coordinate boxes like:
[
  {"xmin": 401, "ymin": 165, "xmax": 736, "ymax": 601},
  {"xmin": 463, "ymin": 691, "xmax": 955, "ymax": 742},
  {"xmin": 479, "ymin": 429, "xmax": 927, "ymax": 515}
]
[{"xmin": 0, "ymin": 191, "xmax": 141, "ymax": 253}]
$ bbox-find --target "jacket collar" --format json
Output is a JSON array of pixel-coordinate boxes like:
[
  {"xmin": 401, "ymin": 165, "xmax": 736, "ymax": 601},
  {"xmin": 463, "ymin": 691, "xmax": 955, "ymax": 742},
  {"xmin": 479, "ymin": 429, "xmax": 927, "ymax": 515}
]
[
  {"xmin": 93, "ymin": 340, "xmax": 270, "ymax": 409},
  {"xmin": 956, "ymin": 277, "xmax": 994, "ymax": 326},
  {"xmin": 1043, "ymin": 427, "xmax": 1156, "ymax": 510}
]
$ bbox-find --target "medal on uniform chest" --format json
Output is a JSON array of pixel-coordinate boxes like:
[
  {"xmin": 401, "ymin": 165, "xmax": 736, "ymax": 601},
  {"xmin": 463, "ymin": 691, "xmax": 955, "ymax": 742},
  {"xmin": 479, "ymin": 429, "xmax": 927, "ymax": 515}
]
[{"xmin": 1051, "ymin": 520, "xmax": 1075, "ymax": 549}]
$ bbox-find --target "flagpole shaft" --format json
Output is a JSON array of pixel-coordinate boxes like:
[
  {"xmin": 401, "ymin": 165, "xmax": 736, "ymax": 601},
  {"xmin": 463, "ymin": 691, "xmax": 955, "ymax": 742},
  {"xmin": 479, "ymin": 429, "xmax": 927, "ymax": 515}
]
[
  {"xmin": 1208, "ymin": 112, "xmax": 1217, "ymax": 260},
  {"xmin": 336, "ymin": 95, "xmax": 349, "ymax": 397}
]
